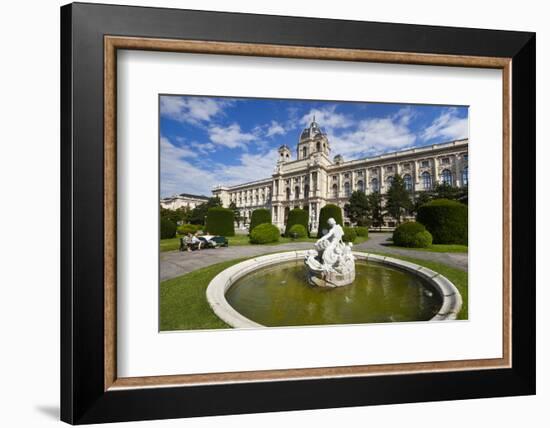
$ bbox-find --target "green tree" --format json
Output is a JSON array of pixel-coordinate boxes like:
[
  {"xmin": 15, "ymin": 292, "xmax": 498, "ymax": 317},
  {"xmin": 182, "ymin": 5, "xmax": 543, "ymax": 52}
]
[
  {"xmin": 160, "ymin": 206, "xmax": 190, "ymax": 225},
  {"xmin": 188, "ymin": 197, "xmax": 222, "ymax": 225},
  {"xmin": 385, "ymin": 174, "xmax": 412, "ymax": 224},
  {"xmin": 228, "ymin": 201, "xmax": 242, "ymax": 227},
  {"xmin": 411, "ymin": 191, "xmax": 432, "ymax": 216},
  {"xmin": 367, "ymin": 192, "xmax": 384, "ymax": 229},
  {"xmin": 344, "ymin": 190, "xmax": 371, "ymax": 226}
]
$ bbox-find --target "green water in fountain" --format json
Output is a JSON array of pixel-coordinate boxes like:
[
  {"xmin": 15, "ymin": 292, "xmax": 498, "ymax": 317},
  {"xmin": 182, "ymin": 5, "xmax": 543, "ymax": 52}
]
[{"xmin": 225, "ymin": 260, "xmax": 442, "ymax": 327}]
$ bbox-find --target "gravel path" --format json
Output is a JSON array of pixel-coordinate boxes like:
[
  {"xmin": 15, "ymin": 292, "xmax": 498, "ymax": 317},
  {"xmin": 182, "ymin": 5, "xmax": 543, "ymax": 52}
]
[{"xmin": 160, "ymin": 233, "xmax": 467, "ymax": 281}]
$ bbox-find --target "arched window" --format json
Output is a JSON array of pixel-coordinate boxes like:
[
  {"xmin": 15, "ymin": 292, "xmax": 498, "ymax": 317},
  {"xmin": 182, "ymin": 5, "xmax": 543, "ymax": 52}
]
[
  {"xmin": 371, "ymin": 178, "xmax": 379, "ymax": 193},
  {"xmin": 422, "ymin": 171, "xmax": 432, "ymax": 190},
  {"xmin": 294, "ymin": 186, "xmax": 300, "ymax": 199},
  {"xmin": 386, "ymin": 176, "xmax": 394, "ymax": 188},
  {"xmin": 357, "ymin": 180, "xmax": 364, "ymax": 192},
  {"xmin": 462, "ymin": 167, "xmax": 468, "ymax": 186},
  {"xmin": 302, "ymin": 147, "xmax": 307, "ymax": 158},
  {"xmin": 286, "ymin": 188, "xmax": 291, "ymax": 200},
  {"xmin": 403, "ymin": 174, "xmax": 413, "ymax": 191},
  {"xmin": 332, "ymin": 183, "xmax": 338, "ymax": 197},
  {"xmin": 304, "ymin": 185, "xmax": 310, "ymax": 199},
  {"xmin": 316, "ymin": 142, "xmax": 321, "ymax": 152},
  {"xmin": 441, "ymin": 169, "xmax": 452, "ymax": 186},
  {"xmin": 344, "ymin": 182, "xmax": 351, "ymax": 197}
]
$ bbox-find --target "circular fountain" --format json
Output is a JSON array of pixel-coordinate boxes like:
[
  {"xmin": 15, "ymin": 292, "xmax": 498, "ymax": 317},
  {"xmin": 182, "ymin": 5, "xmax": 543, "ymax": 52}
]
[{"xmin": 206, "ymin": 219, "xmax": 462, "ymax": 329}]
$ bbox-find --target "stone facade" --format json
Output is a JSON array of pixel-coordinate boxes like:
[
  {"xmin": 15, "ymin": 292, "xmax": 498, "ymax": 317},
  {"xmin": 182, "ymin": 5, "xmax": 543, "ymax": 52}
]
[
  {"xmin": 212, "ymin": 119, "xmax": 468, "ymax": 233},
  {"xmin": 160, "ymin": 193, "xmax": 209, "ymax": 210}
]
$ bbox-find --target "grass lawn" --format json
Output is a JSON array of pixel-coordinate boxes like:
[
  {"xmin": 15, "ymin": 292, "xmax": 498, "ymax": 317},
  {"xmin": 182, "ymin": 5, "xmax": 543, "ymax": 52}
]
[
  {"xmin": 388, "ymin": 243, "xmax": 468, "ymax": 253},
  {"xmin": 160, "ymin": 234, "xmax": 368, "ymax": 252},
  {"xmin": 160, "ymin": 248, "xmax": 467, "ymax": 331}
]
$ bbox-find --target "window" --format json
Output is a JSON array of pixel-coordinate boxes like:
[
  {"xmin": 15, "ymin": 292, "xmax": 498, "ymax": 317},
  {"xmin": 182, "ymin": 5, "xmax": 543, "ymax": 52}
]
[
  {"xmin": 357, "ymin": 170, "xmax": 363, "ymax": 176},
  {"xmin": 286, "ymin": 188, "xmax": 291, "ymax": 200},
  {"xmin": 344, "ymin": 182, "xmax": 351, "ymax": 197},
  {"xmin": 463, "ymin": 154, "xmax": 469, "ymax": 162},
  {"xmin": 386, "ymin": 166, "xmax": 393, "ymax": 172},
  {"xmin": 332, "ymin": 176, "xmax": 337, "ymax": 181},
  {"xmin": 344, "ymin": 173, "xmax": 349, "ymax": 179},
  {"xmin": 462, "ymin": 167, "xmax": 468, "ymax": 186},
  {"xmin": 316, "ymin": 142, "xmax": 321, "ymax": 152},
  {"xmin": 403, "ymin": 174, "xmax": 413, "ymax": 191},
  {"xmin": 386, "ymin": 176, "xmax": 394, "ymax": 187},
  {"xmin": 294, "ymin": 186, "xmax": 300, "ymax": 199},
  {"xmin": 357, "ymin": 180, "xmax": 364, "ymax": 192},
  {"xmin": 421, "ymin": 160, "xmax": 429, "ymax": 168},
  {"xmin": 332, "ymin": 184, "xmax": 338, "ymax": 197},
  {"xmin": 371, "ymin": 178, "xmax": 379, "ymax": 193},
  {"xmin": 421, "ymin": 171, "xmax": 432, "ymax": 190},
  {"xmin": 441, "ymin": 157, "xmax": 450, "ymax": 165},
  {"xmin": 441, "ymin": 169, "xmax": 452, "ymax": 186},
  {"xmin": 403, "ymin": 163, "xmax": 410, "ymax": 170},
  {"xmin": 304, "ymin": 185, "xmax": 310, "ymax": 199}
]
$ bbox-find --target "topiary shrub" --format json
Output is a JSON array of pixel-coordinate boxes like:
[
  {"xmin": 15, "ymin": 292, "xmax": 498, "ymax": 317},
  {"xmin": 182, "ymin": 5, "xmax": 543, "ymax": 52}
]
[
  {"xmin": 342, "ymin": 226, "xmax": 357, "ymax": 243},
  {"xmin": 249, "ymin": 208, "xmax": 272, "ymax": 233},
  {"xmin": 177, "ymin": 223, "xmax": 200, "ymax": 235},
  {"xmin": 288, "ymin": 224, "xmax": 307, "ymax": 239},
  {"xmin": 392, "ymin": 222, "xmax": 433, "ymax": 248},
  {"xmin": 249, "ymin": 223, "xmax": 280, "ymax": 244},
  {"xmin": 160, "ymin": 217, "xmax": 176, "ymax": 239},
  {"xmin": 355, "ymin": 226, "xmax": 369, "ymax": 238},
  {"xmin": 317, "ymin": 204, "xmax": 343, "ymax": 238},
  {"xmin": 205, "ymin": 207, "xmax": 235, "ymax": 236},
  {"xmin": 416, "ymin": 199, "xmax": 468, "ymax": 244},
  {"xmin": 285, "ymin": 208, "xmax": 309, "ymax": 236}
]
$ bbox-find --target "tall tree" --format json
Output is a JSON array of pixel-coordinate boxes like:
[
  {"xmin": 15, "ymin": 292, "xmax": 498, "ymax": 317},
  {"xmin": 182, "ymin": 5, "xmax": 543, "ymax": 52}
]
[
  {"xmin": 160, "ymin": 205, "xmax": 190, "ymax": 225},
  {"xmin": 344, "ymin": 190, "xmax": 371, "ymax": 226},
  {"xmin": 188, "ymin": 196, "xmax": 222, "ymax": 225},
  {"xmin": 385, "ymin": 174, "xmax": 412, "ymax": 224},
  {"xmin": 411, "ymin": 191, "xmax": 432, "ymax": 216},
  {"xmin": 367, "ymin": 192, "xmax": 384, "ymax": 229},
  {"xmin": 228, "ymin": 201, "xmax": 242, "ymax": 227}
]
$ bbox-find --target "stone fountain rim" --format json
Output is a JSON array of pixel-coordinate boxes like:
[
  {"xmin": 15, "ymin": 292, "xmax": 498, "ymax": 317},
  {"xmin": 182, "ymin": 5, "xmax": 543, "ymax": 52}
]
[{"xmin": 206, "ymin": 250, "xmax": 463, "ymax": 329}]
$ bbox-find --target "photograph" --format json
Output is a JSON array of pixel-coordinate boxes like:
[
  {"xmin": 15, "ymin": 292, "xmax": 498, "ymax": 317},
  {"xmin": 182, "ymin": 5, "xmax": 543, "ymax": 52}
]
[{"xmin": 159, "ymin": 95, "xmax": 469, "ymax": 331}]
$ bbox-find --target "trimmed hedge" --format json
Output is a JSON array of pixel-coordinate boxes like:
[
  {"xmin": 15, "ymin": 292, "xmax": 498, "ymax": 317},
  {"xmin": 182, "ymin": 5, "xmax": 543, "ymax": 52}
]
[
  {"xmin": 177, "ymin": 223, "xmax": 202, "ymax": 235},
  {"xmin": 249, "ymin": 223, "xmax": 280, "ymax": 244},
  {"xmin": 393, "ymin": 222, "xmax": 433, "ymax": 248},
  {"xmin": 160, "ymin": 217, "xmax": 177, "ymax": 239},
  {"xmin": 342, "ymin": 227, "xmax": 357, "ymax": 243},
  {"xmin": 205, "ymin": 207, "xmax": 235, "ymax": 236},
  {"xmin": 285, "ymin": 208, "xmax": 309, "ymax": 236},
  {"xmin": 355, "ymin": 226, "xmax": 369, "ymax": 237},
  {"xmin": 317, "ymin": 204, "xmax": 343, "ymax": 238},
  {"xmin": 417, "ymin": 199, "xmax": 468, "ymax": 245},
  {"xmin": 288, "ymin": 224, "xmax": 307, "ymax": 239},
  {"xmin": 249, "ymin": 208, "xmax": 271, "ymax": 233}
]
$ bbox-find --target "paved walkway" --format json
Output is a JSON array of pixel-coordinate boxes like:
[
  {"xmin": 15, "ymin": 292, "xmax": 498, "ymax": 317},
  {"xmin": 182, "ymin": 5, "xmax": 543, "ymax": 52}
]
[
  {"xmin": 354, "ymin": 232, "xmax": 468, "ymax": 272},
  {"xmin": 160, "ymin": 233, "xmax": 467, "ymax": 281}
]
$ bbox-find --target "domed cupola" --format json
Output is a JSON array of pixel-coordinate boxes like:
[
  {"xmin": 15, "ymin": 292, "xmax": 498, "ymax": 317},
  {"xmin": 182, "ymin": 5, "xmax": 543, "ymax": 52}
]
[{"xmin": 297, "ymin": 116, "xmax": 330, "ymax": 160}]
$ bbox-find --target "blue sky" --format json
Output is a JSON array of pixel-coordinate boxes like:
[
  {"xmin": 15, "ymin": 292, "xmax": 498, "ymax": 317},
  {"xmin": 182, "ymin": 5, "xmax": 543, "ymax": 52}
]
[{"xmin": 160, "ymin": 95, "xmax": 468, "ymax": 197}]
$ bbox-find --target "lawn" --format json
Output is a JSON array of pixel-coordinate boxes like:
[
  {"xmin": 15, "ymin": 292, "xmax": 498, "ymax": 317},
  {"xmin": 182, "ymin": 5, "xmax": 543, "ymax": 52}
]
[
  {"xmin": 160, "ymin": 249, "xmax": 467, "ymax": 331},
  {"xmin": 160, "ymin": 234, "xmax": 368, "ymax": 252},
  {"xmin": 388, "ymin": 243, "xmax": 468, "ymax": 253}
]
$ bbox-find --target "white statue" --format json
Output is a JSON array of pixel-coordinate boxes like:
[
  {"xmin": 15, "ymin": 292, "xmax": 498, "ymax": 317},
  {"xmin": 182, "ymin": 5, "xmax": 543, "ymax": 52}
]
[{"xmin": 305, "ymin": 218, "xmax": 355, "ymax": 287}]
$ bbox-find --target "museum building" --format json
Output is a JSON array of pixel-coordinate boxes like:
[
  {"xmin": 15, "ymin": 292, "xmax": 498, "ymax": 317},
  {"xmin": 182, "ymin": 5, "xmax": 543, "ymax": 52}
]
[{"xmin": 211, "ymin": 119, "xmax": 468, "ymax": 233}]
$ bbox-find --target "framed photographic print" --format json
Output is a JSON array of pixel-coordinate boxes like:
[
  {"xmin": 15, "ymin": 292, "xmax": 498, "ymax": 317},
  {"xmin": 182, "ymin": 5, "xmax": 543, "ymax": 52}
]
[{"xmin": 61, "ymin": 2, "xmax": 536, "ymax": 424}]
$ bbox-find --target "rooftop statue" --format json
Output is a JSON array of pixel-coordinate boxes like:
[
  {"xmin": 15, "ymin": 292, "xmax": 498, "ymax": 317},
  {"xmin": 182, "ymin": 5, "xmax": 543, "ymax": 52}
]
[{"xmin": 304, "ymin": 218, "xmax": 356, "ymax": 287}]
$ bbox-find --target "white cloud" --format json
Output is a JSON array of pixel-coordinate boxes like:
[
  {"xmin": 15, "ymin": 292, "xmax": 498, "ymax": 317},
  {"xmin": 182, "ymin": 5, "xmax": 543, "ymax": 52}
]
[
  {"xmin": 265, "ymin": 120, "xmax": 286, "ymax": 137},
  {"xmin": 421, "ymin": 108, "xmax": 469, "ymax": 142},
  {"xmin": 160, "ymin": 136, "xmax": 218, "ymax": 196},
  {"xmin": 300, "ymin": 105, "xmax": 353, "ymax": 130},
  {"xmin": 160, "ymin": 96, "xmax": 230, "ymax": 125},
  {"xmin": 208, "ymin": 123, "xmax": 256, "ymax": 149},
  {"xmin": 330, "ymin": 109, "xmax": 416, "ymax": 159},
  {"xmin": 161, "ymin": 135, "xmax": 275, "ymax": 196}
]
